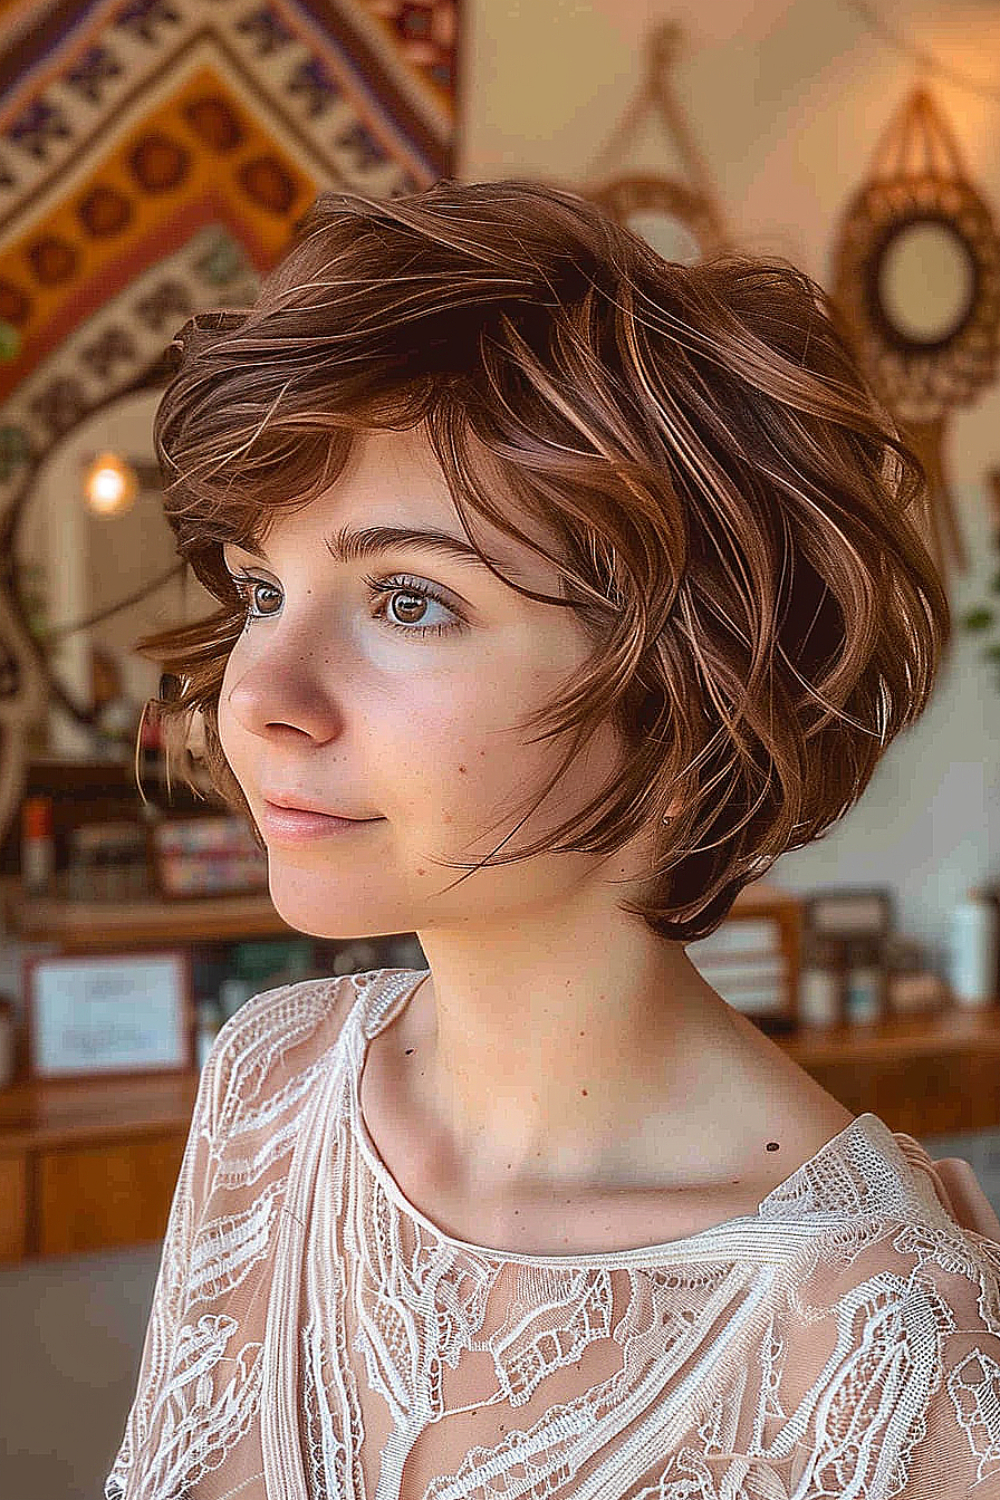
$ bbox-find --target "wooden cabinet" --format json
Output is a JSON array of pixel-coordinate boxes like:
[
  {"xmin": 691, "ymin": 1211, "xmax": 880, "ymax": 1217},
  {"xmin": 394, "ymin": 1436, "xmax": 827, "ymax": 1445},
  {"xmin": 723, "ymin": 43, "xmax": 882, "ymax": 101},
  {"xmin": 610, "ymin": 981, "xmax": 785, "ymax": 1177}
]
[
  {"xmin": 2, "ymin": 875, "xmax": 1000, "ymax": 1262},
  {"xmin": 0, "ymin": 1070, "xmax": 199, "ymax": 1263},
  {"xmin": 36, "ymin": 1133, "xmax": 189, "ymax": 1256},
  {"xmin": 0, "ymin": 1153, "xmax": 28, "ymax": 1259},
  {"xmin": 0, "ymin": 877, "xmax": 302, "ymax": 1262},
  {"xmin": 783, "ymin": 1005, "xmax": 1000, "ymax": 1139},
  {"xmin": 2, "ymin": 1006, "xmax": 999, "ymax": 1262}
]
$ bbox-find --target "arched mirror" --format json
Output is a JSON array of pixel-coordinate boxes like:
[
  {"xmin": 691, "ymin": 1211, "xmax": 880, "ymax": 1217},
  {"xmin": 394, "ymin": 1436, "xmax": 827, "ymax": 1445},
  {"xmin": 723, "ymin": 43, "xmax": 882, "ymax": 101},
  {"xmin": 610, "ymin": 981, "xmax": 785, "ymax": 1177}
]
[
  {"xmin": 0, "ymin": 213, "xmax": 262, "ymax": 849},
  {"xmin": 831, "ymin": 86, "xmax": 1000, "ymax": 589},
  {"xmin": 569, "ymin": 20, "xmax": 730, "ymax": 269},
  {"xmin": 9, "ymin": 377, "xmax": 218, "ymax": 761}
]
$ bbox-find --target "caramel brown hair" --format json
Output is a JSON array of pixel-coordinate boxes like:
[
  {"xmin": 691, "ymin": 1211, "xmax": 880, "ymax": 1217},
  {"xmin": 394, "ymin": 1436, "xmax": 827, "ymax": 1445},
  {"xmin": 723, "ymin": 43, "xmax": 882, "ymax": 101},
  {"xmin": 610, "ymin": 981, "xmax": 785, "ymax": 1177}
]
[{"xmin": 134, "ymin": 177, "xmax": 950, "ymax": 943}]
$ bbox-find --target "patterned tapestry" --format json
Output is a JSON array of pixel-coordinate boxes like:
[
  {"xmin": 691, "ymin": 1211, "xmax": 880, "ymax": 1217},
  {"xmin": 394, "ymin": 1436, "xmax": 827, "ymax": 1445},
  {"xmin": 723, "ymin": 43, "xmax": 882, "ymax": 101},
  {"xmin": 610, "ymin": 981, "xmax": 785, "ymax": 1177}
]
[{"xmin": 0, "ymin": 0, "xmax": 463, "ymax": 846}]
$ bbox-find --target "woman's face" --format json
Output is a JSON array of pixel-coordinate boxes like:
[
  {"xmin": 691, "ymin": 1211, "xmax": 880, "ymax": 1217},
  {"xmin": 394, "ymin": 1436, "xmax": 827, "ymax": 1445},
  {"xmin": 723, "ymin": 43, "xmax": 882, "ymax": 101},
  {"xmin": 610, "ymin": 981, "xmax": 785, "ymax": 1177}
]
[{"xmin": 217, "ymin": 424, "xmax": 649, "ymax": 940}]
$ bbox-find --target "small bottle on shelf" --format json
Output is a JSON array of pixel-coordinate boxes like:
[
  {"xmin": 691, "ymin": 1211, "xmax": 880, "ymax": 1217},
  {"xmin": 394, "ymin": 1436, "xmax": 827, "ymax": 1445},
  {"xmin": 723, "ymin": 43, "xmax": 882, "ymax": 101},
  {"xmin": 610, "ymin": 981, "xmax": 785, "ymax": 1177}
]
[
  {"xmin": 948, "ymin": 889, "xmax": 999, "ymax": 1009},
  {"xmin": 0, "ymin": 995, "xmax": 16, "ymax": 1089},
  {"xmin": 884, "ymin": 935, "xmax": 945, "ymax": 1015},
  {"xmin": 195, "ymin": 998, "xmax": 223, "ymax": 1069},
  {"xmin": 218, "ymin": 978, "xmax": 256, "ymax": 1022},
  {"xmin": 798, "ymin": 933, "xmax": 844, "ymax": 1028},
  {"xmin": 21, "ymin": 795, "xmax": 55, "ymax": 897},
  {"xmin": 843, "ymin": 936, "xmax": 887, "ymax": 1026}
]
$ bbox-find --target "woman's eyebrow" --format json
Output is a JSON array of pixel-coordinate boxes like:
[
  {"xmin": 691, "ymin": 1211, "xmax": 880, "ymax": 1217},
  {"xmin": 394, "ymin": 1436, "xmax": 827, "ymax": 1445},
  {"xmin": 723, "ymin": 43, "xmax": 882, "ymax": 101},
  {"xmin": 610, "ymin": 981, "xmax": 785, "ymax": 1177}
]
[{"xmin": 233, "ymin": 524, "xmax": 527, "ymax": 581}]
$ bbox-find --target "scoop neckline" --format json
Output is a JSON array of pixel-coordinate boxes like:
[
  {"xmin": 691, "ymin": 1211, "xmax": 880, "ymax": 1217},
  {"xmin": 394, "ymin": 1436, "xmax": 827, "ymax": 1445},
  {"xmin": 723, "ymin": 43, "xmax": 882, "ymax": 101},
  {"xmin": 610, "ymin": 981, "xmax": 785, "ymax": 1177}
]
[{"xmin": 347, "ymin": 967, "xmax": 886, "ymax": 1268}]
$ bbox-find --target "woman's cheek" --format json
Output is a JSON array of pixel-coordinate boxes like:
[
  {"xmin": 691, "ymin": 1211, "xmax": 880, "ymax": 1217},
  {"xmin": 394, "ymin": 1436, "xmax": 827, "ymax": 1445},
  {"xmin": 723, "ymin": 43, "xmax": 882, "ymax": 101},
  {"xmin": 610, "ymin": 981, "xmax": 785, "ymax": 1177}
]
[{"xmin": 216, "ymin": 659, "xmax": 247, "ymax": 779}]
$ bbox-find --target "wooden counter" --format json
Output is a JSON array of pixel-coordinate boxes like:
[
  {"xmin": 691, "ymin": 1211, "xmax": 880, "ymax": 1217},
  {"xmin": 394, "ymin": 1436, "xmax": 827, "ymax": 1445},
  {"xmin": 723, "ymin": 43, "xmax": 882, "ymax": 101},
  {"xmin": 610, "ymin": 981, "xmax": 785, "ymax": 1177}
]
[
  {"xmin": 3, "ymin": 872, "xmax": 998, "ymax": 1260},
  {"xmin": 0, "ymin": 875, "xmax": 277, "ymax": 1259},
  {"xmin": 0, "ymin": 1070, "xmax": 199, "ymax": 1261},
  {"xmin": 4, "ymin": 885, "xmax": 297, "ymax": 949},
  {"xmin": 783, "ymin": 1001, "xmax": 1000, "ymax": 1138},
  {"xmin": 2, "ymin": 1001, "xmax": 998, "ymax": 1262}
]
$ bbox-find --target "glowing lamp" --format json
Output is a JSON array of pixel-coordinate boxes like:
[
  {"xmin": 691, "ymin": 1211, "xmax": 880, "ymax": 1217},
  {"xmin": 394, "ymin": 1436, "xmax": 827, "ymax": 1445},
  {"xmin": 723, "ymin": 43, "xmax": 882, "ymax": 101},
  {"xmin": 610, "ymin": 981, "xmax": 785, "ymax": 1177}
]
[{"xmin": 84, "ymin": 451, "xmax": 137, "ymax": 516}]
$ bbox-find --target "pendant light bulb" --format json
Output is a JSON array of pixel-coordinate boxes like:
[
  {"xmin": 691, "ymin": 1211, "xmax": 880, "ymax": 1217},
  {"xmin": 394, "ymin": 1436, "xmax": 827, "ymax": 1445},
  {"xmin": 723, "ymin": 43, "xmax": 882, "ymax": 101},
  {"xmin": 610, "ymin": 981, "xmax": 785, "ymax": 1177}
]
[{"xmin": 84, "ymin": 451, "xmax": 137, "ymax": 516}]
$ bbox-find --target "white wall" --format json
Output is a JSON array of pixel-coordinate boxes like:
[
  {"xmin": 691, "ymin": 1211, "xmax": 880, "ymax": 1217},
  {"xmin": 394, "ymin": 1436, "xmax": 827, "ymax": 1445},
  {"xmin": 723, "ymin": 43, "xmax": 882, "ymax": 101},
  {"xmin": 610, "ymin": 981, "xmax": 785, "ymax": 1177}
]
[{"xmin": 456, "ymin": 0, "xmax": 1000, "ymax": 973}]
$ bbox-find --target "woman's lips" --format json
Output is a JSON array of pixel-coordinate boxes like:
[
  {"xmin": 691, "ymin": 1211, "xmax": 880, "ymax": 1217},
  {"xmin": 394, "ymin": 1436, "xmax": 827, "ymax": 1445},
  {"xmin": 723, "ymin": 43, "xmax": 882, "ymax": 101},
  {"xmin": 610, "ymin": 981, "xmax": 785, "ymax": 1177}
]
[{"xmin": 261, "ymin": 802, "xmax": 385, "ymax": 841}]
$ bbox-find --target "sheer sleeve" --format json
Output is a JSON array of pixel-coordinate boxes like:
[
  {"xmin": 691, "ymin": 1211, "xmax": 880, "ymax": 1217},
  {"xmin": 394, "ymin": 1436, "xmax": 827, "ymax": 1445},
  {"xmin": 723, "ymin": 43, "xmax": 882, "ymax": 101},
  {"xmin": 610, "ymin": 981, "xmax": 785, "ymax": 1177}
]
[
  {"xmin": 775, "ymin": 1208, "xmax": 1000, "ymax": 1498},
  {"xmin": 103, "ymin": 1012, "xmax": 235, "ymax": 1500},
  {"xmin": 878, "ymin": 1239, "xmax": 1000, "ymax": 1498},
  {"xmin": 791, "ymin": 1134, "xmax": 1000, "ymax": 1497}
]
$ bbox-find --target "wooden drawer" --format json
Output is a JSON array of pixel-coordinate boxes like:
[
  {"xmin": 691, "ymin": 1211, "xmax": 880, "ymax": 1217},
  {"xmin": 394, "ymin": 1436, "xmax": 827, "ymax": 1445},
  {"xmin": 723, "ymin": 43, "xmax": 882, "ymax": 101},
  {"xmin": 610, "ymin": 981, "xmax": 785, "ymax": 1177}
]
[
  {"xmin": 36, "ymin": 1132, "xmax": 187, "ymax": 1257},
  {"xmin": 0, "ymin": 1152, "xmax": 28, "ymax": 1261}
]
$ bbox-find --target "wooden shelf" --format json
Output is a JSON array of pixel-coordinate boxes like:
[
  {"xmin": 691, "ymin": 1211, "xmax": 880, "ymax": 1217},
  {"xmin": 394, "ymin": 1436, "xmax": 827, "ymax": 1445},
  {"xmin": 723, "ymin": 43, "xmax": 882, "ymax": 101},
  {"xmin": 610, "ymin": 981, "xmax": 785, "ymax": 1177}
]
[
  {"xmin": 3, "ymin": 878, "xmax": 296, "ymax": 948},
  {"xmin": 0, "ymin": 1002, "xmax": 995, "ymax": 1156},
  {"xmin": 785, "ymin": 1000, "xmax": 1000, "ymax": 1066},
  {"xmin": 1, "ymin": 983, "xmax": 998, "ymax": 1260},
  {"xmin": 6, "ymin": 859, "xmax": 996, "ymax": 1260},
  {"xmin": 0, "ymin": 1068, "xmax": 200, "ymax": 1153}
]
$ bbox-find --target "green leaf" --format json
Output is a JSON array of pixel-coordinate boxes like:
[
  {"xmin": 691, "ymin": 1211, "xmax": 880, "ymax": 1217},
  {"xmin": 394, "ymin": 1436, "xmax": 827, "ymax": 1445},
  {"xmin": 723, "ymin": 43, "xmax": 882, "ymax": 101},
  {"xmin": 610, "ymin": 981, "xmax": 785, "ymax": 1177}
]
[
  {"xmin": 961, "ymin": 606, "xmax": 994, "ymax": 631},
  {"xmin": 0, "ymin": 321, "xmax": 20, "ymax": 361}
]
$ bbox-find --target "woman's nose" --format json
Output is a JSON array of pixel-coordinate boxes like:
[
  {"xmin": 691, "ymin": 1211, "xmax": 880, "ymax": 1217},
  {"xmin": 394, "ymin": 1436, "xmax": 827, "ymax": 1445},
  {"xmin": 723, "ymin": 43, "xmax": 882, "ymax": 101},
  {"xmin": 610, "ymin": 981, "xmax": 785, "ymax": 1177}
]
[{"xmin": 223, "ymin": 650, "xmax": 345, "ymax": 744}]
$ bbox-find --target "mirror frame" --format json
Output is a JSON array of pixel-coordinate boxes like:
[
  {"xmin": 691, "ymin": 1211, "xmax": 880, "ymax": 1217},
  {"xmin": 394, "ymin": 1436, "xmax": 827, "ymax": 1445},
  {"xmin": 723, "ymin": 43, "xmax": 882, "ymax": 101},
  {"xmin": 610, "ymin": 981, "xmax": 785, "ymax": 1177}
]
[
  {"xmin": 585, "ymin": 171, "xmax": 728, "ymax": 262},
  {"xmin": 1, "ymin": 347, "xmax": 177, "ymax": 735},
  {"xmin": 0, "ymin": 346, "xmax": 181, "ymax": 854},
  {"xmin": 832, "ymin": 169, "xmax": 1000, "ymax": 416}
]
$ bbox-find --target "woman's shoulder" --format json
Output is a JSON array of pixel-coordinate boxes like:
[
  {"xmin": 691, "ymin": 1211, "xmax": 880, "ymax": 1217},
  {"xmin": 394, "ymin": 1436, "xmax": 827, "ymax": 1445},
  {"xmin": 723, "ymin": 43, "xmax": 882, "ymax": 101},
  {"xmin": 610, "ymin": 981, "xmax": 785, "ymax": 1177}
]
[
  {"xmin": 202, "ymin": 968, "xmax": 378, "ymax": 1138},
  {"xmin": 217, "ymin": 968, "xmax": 359, "ymax": 1048}
]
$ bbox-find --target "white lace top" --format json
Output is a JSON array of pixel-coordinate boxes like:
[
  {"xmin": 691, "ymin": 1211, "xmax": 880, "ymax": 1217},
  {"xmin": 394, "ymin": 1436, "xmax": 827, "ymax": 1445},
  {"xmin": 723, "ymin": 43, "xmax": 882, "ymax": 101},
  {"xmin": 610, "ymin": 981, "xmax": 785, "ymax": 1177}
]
[{"xmin": 106, "ymin": 967, "xmax": 1000, "ymax": 1500}]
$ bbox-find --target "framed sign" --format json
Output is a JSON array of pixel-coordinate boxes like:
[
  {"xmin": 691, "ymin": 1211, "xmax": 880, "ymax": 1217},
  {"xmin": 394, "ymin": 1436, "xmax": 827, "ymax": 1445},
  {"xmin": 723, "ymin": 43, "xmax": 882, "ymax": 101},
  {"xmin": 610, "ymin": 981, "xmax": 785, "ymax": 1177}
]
[
  {"xmin": 24, "ymin": 949, "xmax": 194, "ymax": 1081},
  {"xmin": 802, "ymin": 886, "xmax": 894, "ymax": 948}
]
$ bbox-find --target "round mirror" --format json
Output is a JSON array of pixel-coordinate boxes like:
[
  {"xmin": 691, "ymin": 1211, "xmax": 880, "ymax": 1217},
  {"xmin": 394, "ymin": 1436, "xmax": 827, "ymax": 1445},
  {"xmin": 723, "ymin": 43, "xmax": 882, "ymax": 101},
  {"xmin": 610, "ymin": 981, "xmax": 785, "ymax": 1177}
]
[
  {"xmin": 873, "ymin": 213, "xmax": 979, "ymax": 349},
  {"xmin": 14, "ymin": 384, "xmax": 217, "ymax": 757},
  {"xmin": 624, "ymin": 210, "xmax": 702, "ymax": 266},
  {"xmin": 583, "ymin": 173, "xmax": 725, "ymax": 266}
]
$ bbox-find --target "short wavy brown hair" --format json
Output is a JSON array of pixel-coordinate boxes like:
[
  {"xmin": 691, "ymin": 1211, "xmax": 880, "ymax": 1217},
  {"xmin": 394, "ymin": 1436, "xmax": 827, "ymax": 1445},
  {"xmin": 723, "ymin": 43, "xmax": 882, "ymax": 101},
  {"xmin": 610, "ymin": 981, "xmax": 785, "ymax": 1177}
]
[{"xmin": 134, "ymin": 176, "xmax": 950, "ymax": 944}]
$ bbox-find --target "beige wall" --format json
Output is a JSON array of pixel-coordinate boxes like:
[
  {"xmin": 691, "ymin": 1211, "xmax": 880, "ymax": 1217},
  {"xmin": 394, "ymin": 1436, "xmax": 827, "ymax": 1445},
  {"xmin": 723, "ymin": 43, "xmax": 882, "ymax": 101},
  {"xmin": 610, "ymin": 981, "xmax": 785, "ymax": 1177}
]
[{"xmin": 456, "ymin": 0, "xmax": 1000, "ymax": 972}]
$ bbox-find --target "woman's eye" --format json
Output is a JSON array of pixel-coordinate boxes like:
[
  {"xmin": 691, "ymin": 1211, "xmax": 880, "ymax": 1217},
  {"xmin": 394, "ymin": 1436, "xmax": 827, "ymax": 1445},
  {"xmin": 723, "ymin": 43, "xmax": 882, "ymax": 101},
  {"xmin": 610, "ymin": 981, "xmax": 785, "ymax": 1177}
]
[
  {"xmin": 228, "ymin": 571, "xmax": 467, "ymax": 640},
  {"xmin": 363, "ymin": 573, "xmax": 467, "ymax": 638},
  {"xmin": 230, "ymin": 574, "xmax": 281, "ymax": 622}
]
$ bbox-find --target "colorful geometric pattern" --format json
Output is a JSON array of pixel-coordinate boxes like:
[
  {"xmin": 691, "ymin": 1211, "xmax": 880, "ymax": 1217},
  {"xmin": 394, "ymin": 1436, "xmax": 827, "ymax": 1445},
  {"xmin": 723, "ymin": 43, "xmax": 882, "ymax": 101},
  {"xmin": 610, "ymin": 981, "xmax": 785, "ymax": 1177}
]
[
  {"xmin": 0, "ymin": 0, "xmax": 461, "ymax": 400},
  {"xmin": 0, "ymin": 0, "xmax": 462, "ymax": 848}
]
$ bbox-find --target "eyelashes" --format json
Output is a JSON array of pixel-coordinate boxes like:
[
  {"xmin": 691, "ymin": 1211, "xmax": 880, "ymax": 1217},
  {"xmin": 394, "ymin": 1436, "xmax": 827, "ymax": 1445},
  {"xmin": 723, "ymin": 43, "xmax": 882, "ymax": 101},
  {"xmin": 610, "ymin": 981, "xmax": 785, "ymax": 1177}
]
[
  {"xmin": 363, "ymin": 572, "xmax": 467, "ymax": 638},
  {"xmin": 227, "ymin": 570, "xmax": 468, "ymax": 640}
]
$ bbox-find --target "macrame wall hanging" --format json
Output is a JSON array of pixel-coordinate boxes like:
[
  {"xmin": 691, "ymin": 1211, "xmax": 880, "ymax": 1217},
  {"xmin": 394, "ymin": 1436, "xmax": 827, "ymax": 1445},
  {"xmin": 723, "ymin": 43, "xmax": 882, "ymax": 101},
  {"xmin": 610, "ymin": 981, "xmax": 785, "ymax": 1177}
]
[
  {"xmin": 571, "ymin": 20, "xmax": 732, "ymax": 265},
  {"xmin": 963, "ymin": 465, "xmax": 1000, "ymax": 691},
  {"xmin": 830, "ymin": 85, "xmax": 1000, "ymax": 588}
]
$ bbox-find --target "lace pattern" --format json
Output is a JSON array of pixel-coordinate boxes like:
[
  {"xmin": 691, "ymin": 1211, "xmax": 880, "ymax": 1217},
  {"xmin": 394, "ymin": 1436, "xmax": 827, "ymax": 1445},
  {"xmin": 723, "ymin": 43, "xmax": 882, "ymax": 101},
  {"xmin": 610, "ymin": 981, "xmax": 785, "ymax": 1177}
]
[{"xmin": 105, "ymin": 969, "xmax": 1000, "ymax": 1500}]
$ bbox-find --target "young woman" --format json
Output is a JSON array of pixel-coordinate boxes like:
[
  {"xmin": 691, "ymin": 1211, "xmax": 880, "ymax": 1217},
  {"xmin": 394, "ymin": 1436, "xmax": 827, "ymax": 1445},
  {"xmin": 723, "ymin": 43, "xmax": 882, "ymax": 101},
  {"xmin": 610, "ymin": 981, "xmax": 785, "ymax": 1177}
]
[{"xmin": 107, "ymin": 179, "xmax": 1000, "ymax": 1500}]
